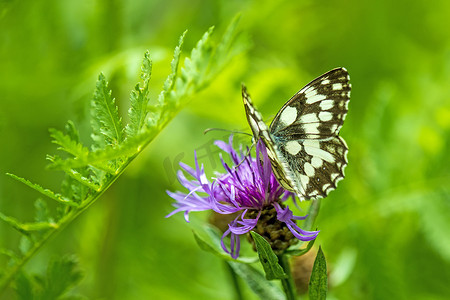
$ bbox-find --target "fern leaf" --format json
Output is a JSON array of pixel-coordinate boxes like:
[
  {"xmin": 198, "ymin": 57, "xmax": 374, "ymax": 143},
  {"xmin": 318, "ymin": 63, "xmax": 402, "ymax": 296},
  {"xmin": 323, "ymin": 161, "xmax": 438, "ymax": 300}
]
[
  {"xmin": 174, "ymin": 27, "xmax": 215, "ymax": 101},
  {"xmin": 19, "ymin": 236, "xmax": 32, "ymax": 255},
  {"xmin": 91, "ymin": 73, "xmax": 124, "ymax": 148},
  {"xmin": 35, "ymin": 199, "xmax": 53, "ymax": 223},
  {"xmin": 209, "ymin": 14, "xmax": 248, "ymax": 79},
  {"xmin": 41, "ymin": 256, "xmax": 83, "ymax": 299},
  {"xmin": 15, "ymin": 273, "xmax": 34, "ymax": 300},
  {"xmin": 60, "ymin": 175, "xmax": 89, "ymax": 208},
  {"xmin": 6, "ymin": 174, "xmax": 79, "ymax": 207},
  {"xmin": 0, "ymin": 20, "xmax": 245, "ymax": 294},
  {"xmin": 0, "ymin": 212, "xmax": 57, "ymax": 235},
  {"xmin": 47, "ymin": 153, "xmax": 117, "ymax": 175},
  {"xmin": 63, "ymin": 120, "xmax": 81, "ymax": 142},
  {"xmin": 157, "ymin": 30, "xmax": 187, "ymax": 110},
  {"xmin": 64, "ymin": 168, "xmax": 101, "ymax": 191},
  {"xmin": 126, "ymin": 51, "xmax": 152, "ymax": 138},
  {"xmin": 0, "ymin": 248, "xmax": 19, "ymax": 261},
  {"xmin": 47, "ymin": 133, "xmax": 148, "ymax": 172},
  {"xmin": 49, "ymin": 128, "xmax": 89, "ymax": 159},
  {"xmin": 0, "ymin": 213, "xmax": 29, "ymax": 236},
  {"xmin": 48, "ymin": 159, "xmax": 102, "ymax": 191},
  {"xmin": 21, "ymin": 222, "xmax": 58, "ymax": 232}
]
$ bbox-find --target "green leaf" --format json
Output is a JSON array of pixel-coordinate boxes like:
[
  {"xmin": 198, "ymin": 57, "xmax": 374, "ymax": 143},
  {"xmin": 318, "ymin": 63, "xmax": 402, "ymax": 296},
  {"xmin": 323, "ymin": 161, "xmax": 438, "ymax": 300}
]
[
  {"xmin": 250, "ymin": 231, "xmax": 286, "ymax": 280},
  {"xmin": 419, "ymin": 193, "xmax": 450, "ymax": 262},
  {"xmin": 32, "ymin": 199, "xmax": 57, "ymax": 234},
  {"xmin": 15, "ymin": 273, "xmax": 35, "ymax": 300},
  {"xmin": 0, "ymin": 212, "xmax": 57, "ymax": 235},
  {"xmin": 40, "ymin": 256, "xmax": 83, "ymax": 300},
  {"xmin": 192, "ymin": 227, "xmax": 256, "ymax": 264},
  {"xmin": 61, "ymin": 168, "xmax": 100, "ymax": 192},
  {"xmin": 49, "ymin": 127, "xmax": 89, "ymax": 159},
  {"xmin": 309, "ymin": 246, "xmax": 328, "ymax": 300},
  {"xmin": 34, "ymin": 199, "xmax": 52, "ymax": 224},
  {"xmin": 0, "ymin": 248, "xmax": 20, "ymax": 262},
  {"xmin": 193, "ymin": 230, "xmax": 224, "ymax": 255},
  {"xmin": 91, "ymin": 73, "xmax": 124, "ymax": 148},
  {"xmin": 0, "ymin": 19, "xmax": 244, "ymax": 294},
  {"xmin": 63, "ymin": 120, "xmax": 81, "ymax": 142},
  {"xmin": 208, "ymin": 14, "xmax": 248, "ymax": 80},
  {"xmin": 60, "ymin": 171, "xmax": 90, "ymax": 206},
  {"xmin": 47, "ymin": 131, "xmax": 151, "ymax": 173},
  {"xmin": 228, "ymin": 262, "xmax": 284, "ymax": 300},
  {"xmin": 181, "ymin": 26, "xmax": 214, "ymax": 90},
  {"xmin": 156, "ymin": 30, "xmax": 187, "ymax": 115},
  {"xmin": 126, "ymin": 51, "xmax": 152, "ymax": 138},
  {"xmin": 47, "ymin": 153, "xmax": 117, "ymax": 176},
  {"xmin": 19, "ymin": 237, "xmax": 32, "ymax": 255},
  {"xmin": 0, "ymin": 212, "xmax": 58, "ymax": 235},
  {"xmin": 174, "ymin": 27, "xmax": 214, "ymax": 101},
  {"xmin": 12, "ymin": 256, "xmax": 84, "ymax": 300},
  {"xmin": 285, "ymin": 238, "xmax": 316, "ymax": 256},
  {"xmin": 6, "ymin": 174, "xmax": 78, "ymax": 207}
]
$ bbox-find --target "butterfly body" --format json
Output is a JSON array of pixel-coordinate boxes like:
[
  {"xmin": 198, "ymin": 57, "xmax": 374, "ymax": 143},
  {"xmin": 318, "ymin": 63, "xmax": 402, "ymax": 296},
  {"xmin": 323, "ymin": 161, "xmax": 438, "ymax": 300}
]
[{"xmin": 242, "ymin": 68, "xmax": 351, "ymax": 200}]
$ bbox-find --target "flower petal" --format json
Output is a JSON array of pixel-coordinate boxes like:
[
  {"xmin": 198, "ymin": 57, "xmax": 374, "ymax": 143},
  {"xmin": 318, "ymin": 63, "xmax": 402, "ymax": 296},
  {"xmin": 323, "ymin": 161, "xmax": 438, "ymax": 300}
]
[
  {"xmin": 221, "ymin": 218, "xmax": 241, "ymax": 259},
  {"xmin": 273, "ymin": 203, "xmax": 320, "ymax": 241}
]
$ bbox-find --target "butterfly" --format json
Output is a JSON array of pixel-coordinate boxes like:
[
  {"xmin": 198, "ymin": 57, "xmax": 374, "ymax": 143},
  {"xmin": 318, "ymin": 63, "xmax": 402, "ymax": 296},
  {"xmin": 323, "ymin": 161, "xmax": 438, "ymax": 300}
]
[{"xmin": 242, "ymin": 67, "xmax": 351, "ymax": 200}]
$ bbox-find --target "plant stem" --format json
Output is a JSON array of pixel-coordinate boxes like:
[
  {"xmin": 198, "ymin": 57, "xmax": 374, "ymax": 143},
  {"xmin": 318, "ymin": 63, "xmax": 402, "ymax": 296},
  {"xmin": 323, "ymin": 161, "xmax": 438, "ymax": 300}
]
[
  {"xmin": 225, "ymin": 261, "xmax": 243, "ymax": 300},
  {"xmin": 303, "ymin": 199, "xmax": 321, "ymax": 232},
  {"xmin": 277, "ymin": 254, "xmax": 296, "ymax": 300}
]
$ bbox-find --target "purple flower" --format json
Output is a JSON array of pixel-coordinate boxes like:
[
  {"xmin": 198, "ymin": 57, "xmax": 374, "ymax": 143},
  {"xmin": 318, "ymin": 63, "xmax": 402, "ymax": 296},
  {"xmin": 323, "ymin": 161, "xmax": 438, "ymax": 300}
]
[{"xmin": 166, "ymin": 136, "xmax": 319, "ymax": 259}]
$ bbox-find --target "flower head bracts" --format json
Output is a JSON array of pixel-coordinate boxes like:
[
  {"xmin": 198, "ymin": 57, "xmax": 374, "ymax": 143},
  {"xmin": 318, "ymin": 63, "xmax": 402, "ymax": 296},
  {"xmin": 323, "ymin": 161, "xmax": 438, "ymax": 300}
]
[{"xmin": 167, "ymin": 136, "xmax": 319, "ymax": 258}]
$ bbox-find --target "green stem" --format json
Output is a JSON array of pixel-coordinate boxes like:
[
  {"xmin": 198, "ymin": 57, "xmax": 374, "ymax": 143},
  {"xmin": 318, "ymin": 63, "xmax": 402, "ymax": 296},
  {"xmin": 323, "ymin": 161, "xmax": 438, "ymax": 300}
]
[
  {"xmin": 277, "ymin": 254, "xmax": 296, "ymax": 300},
  {"xmin": 225, "ymin": 261, "xmax": 243, "ymax": 300},
  {"xmin": 303, "ymin": 199, "xmax": 321, "ymax": 232}
]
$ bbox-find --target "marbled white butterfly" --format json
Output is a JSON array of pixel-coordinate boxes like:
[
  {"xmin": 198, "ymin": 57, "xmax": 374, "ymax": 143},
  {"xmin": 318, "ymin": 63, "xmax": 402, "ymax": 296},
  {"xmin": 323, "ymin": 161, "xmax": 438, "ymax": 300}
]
[{"xmin": 242, "ymin": 68, "xmax": 350, "ymax": 200}]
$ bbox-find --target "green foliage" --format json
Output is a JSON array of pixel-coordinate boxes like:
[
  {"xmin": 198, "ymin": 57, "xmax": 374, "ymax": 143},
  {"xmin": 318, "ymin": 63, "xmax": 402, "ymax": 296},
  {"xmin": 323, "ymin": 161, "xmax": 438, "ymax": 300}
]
[
  {"xmin": 1, "ymin": 1, "xmax": 450, "ymax": 299},
  {"xmin": 5, "ymin": 174, "xmax": 78, "ymax": 207},
  {"xmin": 250, "ymin": 231, "xmax": 286, "ymax": 280},
  {"xmin": 91, "ymin": 73, "xmax": 124, "ymax": 149},
  {"xmin": 193, "ymin": 226, "xmax": 256, "ymax": 264},
  {"xmin": 0, "ymin": 16, "xmax": 244, "ymax": 296},
  {"xmin": 309, "ymin": 246, "xmax": 328, "ymax": 300},
  {"xmin": 15, "ymin": 273, "xmax": 34, "ymax": 300},
  {"xmin": 228, "ymin": 262, "xmax": 284, "ymax": 300},
  {"xmin": 0, "ymin": 212, "xmax": 56, "ymax": 236},
  {"xmin": 126, "ymin": 51, "xmax": 152, "ymax": 138},
  {"xmin": 285, "ymin": 238, "xmax": 316, "ymax": 256},
  {"xmin": 15, "ymin": 256, "xmax": 83, "ymax": 300}
]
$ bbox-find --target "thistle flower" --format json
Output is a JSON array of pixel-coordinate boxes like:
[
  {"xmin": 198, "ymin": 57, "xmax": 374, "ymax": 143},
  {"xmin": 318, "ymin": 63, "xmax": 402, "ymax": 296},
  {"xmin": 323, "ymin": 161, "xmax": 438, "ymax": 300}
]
[{"xmin": 166, "ymin": 136, "xmax": 319, "ymax": 259}]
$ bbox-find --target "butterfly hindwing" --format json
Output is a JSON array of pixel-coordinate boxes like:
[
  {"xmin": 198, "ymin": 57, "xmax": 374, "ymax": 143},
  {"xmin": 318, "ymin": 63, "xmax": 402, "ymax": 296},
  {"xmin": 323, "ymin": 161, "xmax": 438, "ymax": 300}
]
[
  {"xmin": 276, "ymin": 136, "xmax": 348, "ymax": 198},
  {"xmin": 242, "ymin": 67, "xmax": 351, "ymax": 200}
]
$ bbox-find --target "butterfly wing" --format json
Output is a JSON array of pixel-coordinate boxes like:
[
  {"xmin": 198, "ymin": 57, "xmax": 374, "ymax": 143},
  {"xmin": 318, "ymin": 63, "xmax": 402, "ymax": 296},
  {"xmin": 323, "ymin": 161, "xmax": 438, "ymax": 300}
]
[
  {"xmin": 242, "ymin": 85, "xmax": 298, "ymax": 191},
  {"xmin": 269, "ymin": 68, "xmax": 351, "ymax": 199},
  {"xmin": 273, "ymin": 136, "xmax": 348, "ymax": 199}
]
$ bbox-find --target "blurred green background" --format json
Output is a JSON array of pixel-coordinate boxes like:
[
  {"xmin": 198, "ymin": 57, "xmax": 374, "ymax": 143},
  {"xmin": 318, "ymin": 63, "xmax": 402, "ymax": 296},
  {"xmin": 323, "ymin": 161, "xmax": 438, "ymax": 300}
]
[{"xmin": 1, "ymin": 0, "xmax": 450, "ymax": 299}]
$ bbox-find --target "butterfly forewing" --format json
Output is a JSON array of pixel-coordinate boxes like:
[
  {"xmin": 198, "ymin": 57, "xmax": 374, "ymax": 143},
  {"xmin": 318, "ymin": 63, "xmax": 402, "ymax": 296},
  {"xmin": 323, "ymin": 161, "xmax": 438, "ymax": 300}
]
[
  {"xmin": 242, "ymin": 86, "xmax": 298, "ymax": 192},
  {"xmin": 270, "ymin": 68, "xmax": 350, "ymax": 139},
  {"xmin": 242, "ymin": 67, "xmax": 351, "ymax": 200}
]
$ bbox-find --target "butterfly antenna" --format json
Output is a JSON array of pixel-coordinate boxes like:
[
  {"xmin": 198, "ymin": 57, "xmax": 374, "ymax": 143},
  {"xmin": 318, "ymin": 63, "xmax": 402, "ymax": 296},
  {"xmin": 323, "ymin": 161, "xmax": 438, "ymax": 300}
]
[
  {"xmin": 203, "ymin": 127, "xmax": 252, "ymax": 137},
  {"xmin": 234, "ymin": 143, "xmax": 255, "ymax": 168}
]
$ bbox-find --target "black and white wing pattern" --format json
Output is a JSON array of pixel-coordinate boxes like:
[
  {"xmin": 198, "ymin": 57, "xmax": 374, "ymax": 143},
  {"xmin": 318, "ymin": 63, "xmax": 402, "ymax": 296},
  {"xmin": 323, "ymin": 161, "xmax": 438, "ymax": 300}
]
[{"xmin": 242, "ymin": 67, "xmax": 351, "ymax": 200}]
